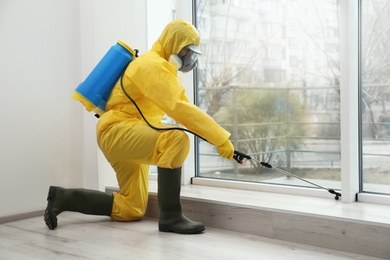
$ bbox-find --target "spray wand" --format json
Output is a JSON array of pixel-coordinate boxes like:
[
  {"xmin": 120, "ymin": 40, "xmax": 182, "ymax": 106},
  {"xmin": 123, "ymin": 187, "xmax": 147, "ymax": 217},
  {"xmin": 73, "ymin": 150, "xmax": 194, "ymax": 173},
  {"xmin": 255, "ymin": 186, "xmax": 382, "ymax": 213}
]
[{"xmin": 233, "ymin": 150, "xmax": 342, "ymax": 200}]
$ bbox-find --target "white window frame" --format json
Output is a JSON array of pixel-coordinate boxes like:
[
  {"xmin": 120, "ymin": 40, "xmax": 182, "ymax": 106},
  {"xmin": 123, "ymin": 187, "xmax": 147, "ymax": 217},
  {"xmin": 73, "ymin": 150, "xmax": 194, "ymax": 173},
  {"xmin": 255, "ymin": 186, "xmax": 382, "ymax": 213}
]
[{"xmin": 339, "ymin": 0, "xmax": 360, "ymax": 203}]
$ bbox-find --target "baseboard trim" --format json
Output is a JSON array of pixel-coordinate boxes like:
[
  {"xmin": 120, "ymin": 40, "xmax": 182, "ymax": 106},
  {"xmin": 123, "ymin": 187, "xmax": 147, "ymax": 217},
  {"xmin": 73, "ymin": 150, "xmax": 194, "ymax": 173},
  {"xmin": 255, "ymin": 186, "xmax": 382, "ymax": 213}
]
[{"xmin": 0, "ymin": 210, "xmax": 44, "ymax": 225}]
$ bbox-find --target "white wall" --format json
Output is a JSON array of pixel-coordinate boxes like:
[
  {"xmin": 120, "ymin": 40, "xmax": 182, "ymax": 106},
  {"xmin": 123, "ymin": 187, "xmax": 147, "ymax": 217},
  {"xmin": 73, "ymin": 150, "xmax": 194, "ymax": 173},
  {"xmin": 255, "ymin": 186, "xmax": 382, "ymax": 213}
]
[
  {"xmin": 0, "ymin": 0, "xmax": 83, "ymax": 217},
  {"xmin": 0, "ymin": 0, "xmax": 148, "ymax": 218},
  {"xmin": 146, "ymin": 0, "xmax": 176, "ymax": 49}
]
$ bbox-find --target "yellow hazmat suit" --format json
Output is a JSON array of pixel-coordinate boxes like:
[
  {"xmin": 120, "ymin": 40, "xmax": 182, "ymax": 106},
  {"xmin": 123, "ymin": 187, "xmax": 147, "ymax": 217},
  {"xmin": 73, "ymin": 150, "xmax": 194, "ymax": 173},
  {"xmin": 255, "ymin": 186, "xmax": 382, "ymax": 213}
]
[{"xmin": 97, "ymin": 20, "xmax": 231, "ymax": 221}]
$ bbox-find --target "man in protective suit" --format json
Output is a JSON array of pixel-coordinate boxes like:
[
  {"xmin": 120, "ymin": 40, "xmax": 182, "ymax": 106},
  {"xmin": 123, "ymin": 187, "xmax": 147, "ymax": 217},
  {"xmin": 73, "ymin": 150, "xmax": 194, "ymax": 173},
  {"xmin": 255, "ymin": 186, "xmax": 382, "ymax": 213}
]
[{"xmin": 44, "ymin": 20, "xmax": 234, "ymax": 234}]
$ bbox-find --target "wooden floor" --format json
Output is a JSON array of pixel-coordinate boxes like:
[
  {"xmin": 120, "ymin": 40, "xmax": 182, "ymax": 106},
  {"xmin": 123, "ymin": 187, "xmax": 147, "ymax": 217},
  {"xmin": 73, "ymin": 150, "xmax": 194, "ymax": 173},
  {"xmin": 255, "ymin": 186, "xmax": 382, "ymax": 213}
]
[{"xmin": 0, "ymin": 213, "xmax": 384, "ymax": 260}]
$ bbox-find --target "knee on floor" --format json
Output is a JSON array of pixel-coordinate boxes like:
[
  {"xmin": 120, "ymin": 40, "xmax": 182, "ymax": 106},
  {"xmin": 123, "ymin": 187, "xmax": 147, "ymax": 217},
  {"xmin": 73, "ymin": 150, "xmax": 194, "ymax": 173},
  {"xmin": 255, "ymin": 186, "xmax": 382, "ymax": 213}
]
[{"xmin": 111, "ymin": 207, "xmax": 146, "ymax": 222}]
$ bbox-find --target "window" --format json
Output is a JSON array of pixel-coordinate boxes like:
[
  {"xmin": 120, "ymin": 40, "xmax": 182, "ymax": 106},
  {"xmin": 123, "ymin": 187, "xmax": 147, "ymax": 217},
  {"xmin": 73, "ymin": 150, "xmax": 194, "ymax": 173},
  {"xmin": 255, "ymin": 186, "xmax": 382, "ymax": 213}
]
[
  {"xmin": 196, "ymin": 0, "xmax": 341, "ymax": 191},
  {"xmin": 361, "ymin": 0, "xmax": 390, "ymax": 195}
]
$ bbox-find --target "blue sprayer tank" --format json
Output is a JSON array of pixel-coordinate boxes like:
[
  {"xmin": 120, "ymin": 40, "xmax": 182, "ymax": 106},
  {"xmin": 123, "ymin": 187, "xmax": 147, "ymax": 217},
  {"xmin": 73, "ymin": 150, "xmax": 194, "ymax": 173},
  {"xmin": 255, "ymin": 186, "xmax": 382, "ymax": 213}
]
[{"xmin": 72, "ymin": 41, "xmax": 136, "ymax": 116}]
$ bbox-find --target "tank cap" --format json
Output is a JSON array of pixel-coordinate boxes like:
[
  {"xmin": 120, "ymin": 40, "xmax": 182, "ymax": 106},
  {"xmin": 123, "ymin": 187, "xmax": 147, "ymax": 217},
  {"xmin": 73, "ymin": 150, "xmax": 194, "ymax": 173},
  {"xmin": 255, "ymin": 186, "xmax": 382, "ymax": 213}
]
[{"xmin": 117, "ymin": 40, "xmax": 136, "ymax": 56}]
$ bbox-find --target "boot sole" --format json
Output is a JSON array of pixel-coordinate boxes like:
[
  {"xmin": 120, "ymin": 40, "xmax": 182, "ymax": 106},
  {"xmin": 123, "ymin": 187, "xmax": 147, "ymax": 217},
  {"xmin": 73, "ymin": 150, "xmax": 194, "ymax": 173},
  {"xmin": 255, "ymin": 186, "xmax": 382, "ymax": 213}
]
[
  {"xmin": 44, "ymin": 186, "xmax": 58, "ymax": 230},
  {"xmin": 159, "ymin": 224, "xmax": 205, "ymax": 234}
]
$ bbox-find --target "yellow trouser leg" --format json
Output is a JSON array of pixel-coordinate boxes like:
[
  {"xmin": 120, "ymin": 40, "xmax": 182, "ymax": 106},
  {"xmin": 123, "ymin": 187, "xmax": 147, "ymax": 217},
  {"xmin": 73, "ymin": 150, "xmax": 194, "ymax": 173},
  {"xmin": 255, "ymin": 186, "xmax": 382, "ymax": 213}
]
[{"xmin": 97, "ymin": 120, "xmax": 190, "ymax": 221}]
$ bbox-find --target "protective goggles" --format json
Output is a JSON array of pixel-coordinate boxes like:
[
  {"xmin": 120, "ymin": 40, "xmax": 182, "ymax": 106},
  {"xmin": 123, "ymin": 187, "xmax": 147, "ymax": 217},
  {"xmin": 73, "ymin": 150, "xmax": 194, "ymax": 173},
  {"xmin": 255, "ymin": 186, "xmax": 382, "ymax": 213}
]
[{"xmin": 178, "ymin": 44, "xmax": 201, "ymax": 72}]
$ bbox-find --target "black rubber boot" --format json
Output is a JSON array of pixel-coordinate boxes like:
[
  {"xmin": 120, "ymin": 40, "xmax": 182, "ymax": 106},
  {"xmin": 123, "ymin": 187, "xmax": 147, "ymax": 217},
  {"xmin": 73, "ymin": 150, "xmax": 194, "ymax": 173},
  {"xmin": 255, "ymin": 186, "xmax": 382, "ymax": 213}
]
[
  {"xmin": 44, "ymin": 186, "xmax": 113, "ymax": 230},
  {"xmin": 158, "ymin": 167, "xmax": 205, "ymax": 234}
]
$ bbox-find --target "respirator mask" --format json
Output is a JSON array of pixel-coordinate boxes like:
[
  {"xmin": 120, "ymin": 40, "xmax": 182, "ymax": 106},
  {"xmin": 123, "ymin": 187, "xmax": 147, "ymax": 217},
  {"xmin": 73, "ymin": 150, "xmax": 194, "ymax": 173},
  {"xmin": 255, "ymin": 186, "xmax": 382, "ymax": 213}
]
[{"xmin": 169, "ymin": 44, "xmax": 201, "ymax": 73}]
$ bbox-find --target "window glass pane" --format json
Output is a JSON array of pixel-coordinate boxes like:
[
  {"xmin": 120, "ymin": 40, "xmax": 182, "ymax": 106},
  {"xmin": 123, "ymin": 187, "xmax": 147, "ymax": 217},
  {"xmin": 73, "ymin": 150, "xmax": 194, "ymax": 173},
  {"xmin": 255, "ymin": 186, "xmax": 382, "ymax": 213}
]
[
  {"xmin": 196, "ymin": 0, "xmax": 341, "ymax": 190},
  {"xmin": 361, "ymin": 0, "xmax": 390, "ymax": 194}
]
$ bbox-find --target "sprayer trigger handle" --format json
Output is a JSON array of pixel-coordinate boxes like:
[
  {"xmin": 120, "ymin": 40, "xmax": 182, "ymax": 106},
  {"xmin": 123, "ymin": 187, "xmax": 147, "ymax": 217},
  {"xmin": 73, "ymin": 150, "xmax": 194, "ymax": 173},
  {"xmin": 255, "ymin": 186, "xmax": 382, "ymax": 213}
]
[{"xmin": 233, "ymin": 150, "xmax": 251, "ymax": 164}]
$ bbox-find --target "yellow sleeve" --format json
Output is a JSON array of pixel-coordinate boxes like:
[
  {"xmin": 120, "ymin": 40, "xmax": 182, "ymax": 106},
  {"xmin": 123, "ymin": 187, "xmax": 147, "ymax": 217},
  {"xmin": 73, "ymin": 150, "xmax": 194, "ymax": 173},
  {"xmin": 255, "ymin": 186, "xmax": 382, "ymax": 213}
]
[
  {"xmin": 128, "ymin": 54, "xmax": 230, "ymax": 147},
  {"xmin": 166, "ymin": 91, "xmax": 231, "ymax": 147}
]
